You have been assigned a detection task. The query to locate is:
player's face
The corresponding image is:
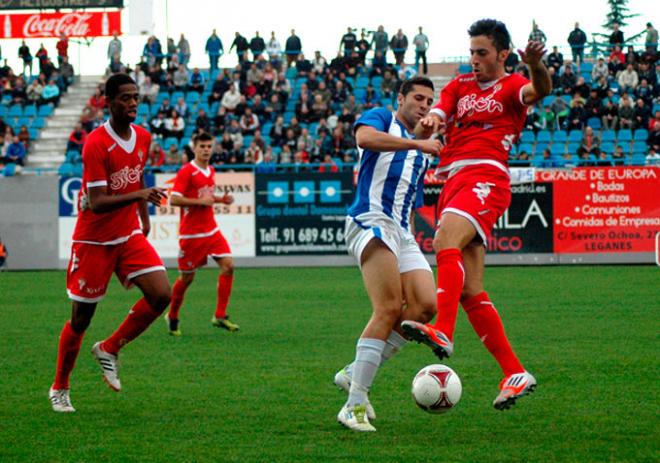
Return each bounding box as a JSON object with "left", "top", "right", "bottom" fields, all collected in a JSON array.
[
  {"left": 469, "top": 36, "right": 508, "bottom": 82},
  {"left": 109, "top": 84, "right": 139, "bottom": 123},
  {"left": 398, "top": 85, "right": 434, "bottom": 128},
  {"left": 194, "top": 140, "right": 213, "bottom": 163}
]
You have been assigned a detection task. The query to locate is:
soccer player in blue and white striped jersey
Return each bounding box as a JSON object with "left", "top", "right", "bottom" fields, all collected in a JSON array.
[{"left": 335, "top": 77, "right": 442, "bottom": 432}]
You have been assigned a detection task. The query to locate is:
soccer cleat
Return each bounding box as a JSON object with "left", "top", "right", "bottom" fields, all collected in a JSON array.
[
  {"left": 49, "top": 387, "right": 75, "bottom": 413},
  {"left": 91, "top": 342, "right": 121, "bottom": 392},
  {"left": 165, "top": 314, "right": 182, "bottom": 336},
  {"left": 493, "top": 371, "right": 537, "bottom": 410},
  {"left": 211, "top": 316, "right": 240, "bottom": 332},
  {"left": 337, "top": 403, "right": 376, "bottom": 432},
  {"left": 400, "top": 320, "right": 454, "bottom": 359},
  {"left": 333, "top": 368, "right": 377, "bottom": 421}
]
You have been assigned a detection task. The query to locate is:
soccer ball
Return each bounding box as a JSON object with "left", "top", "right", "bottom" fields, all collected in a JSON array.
[{"left": 411, "top": 364, "right": 462, "bottom": 413}]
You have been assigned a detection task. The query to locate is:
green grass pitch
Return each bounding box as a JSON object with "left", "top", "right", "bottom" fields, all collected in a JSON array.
[{"left": 1, "top": 266, "right": 658, "bottom": 462}]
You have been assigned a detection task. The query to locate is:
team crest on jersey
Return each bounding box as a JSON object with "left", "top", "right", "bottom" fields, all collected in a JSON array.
[
  {"left": 473, "top": 182, "right": 495, "bottom": 205},
  {"left": 110, "top": 165, "right": 143, "bottom": 190},
  {"left": 78, "top": 278, "right": 86, "bottom": 289},
  {"left": 137, "top": 150, "right": 144, "bottom": 162}
]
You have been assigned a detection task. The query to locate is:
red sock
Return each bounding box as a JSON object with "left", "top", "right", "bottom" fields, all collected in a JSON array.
[
  {"left": 168, "top": 279, "right": 188, "bottom": 321},
  {"left": 101, "top": 298, "right": 161, "bottom": 355},
  {"left": 462, "top": 292, "right": 524, "bottom": 376},
  {"left": 214, "top": 274, "right": 233, "bottom": 319},
  {"left": 53, "top": 321, "right": 84, "bottom": 390},
  {"left": 432, "top": 248, "right": 464, "bottom": 340}
]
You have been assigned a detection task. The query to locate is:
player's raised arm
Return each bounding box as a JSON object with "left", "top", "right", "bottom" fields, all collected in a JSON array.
[
  {"left": 519, "top": 40, "right": 552, "bottom": 105},
  {"left": 356, "top": 125, "right": 441, "bottom": 155}
]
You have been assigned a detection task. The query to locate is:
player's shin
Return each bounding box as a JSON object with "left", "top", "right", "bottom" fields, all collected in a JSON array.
[
  {"left": 462, "top": 292, "right": 524, "bottom": 376},
  {"left": 433, "top": 248, "right": 465, "bottom": 339},
  {"left": 53, "top": 321, "right": 85, "bottom": 389},
  {"left": 214, "top": 274, "right": 233, "bottom": 319},
  {"left": 101, "top": 298, "right": 161, "bottom": 354},
  {"left": 168, "top": 278, "right": 188, "bottom": 321},
  {"left": 347, "top": 338, "right": 386, "bottom": 406}
]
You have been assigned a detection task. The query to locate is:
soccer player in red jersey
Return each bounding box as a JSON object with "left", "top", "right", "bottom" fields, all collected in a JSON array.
[
  {"left": 165, "top": 131, "right": 239, "bottom": 335},
  {"left": 49, "top": 74, "right": 171, "bottom": 413},
  {"left": 401, "top": 19, "right": 552, "bottom": 410}
]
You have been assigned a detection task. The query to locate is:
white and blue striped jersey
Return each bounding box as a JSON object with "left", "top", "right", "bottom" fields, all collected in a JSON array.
[{"left": 348, "top": 108, "right": 430, "bottom": 232}]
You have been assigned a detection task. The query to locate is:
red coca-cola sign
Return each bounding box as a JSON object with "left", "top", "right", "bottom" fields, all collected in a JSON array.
[{"left": 0, "top": 11, "right": 121, "bottom": 39}]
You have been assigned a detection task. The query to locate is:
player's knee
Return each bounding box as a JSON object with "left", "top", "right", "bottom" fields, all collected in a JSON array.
[
  {"left": 460, "top": 285, "right": 483, "bottom": 305},
  {"left": 418, "top": 299, "right": 437, "bottom": 323},
  {"left": 377, "top": 300, "right": 403, "bottom": 324},
  {"left": 220, "top": 260, "right": 234, "bottom": 275},
  {"left": 147, "top": 290, "right": 171, "bottom": 313},
  {"left": 180, "top": 273, "right": 195, "bottom": 286},
  {"left": 70, "top": 316, "right": 91, "bottom": 333}
]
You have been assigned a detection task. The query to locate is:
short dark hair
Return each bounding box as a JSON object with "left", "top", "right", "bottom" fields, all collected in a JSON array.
[
  {"left": 468, "top": 19, "right": 511, "bottom": 52},
  {"left": 105, "top": 73, "right": 136, "bottom": 100},
  {"left": 192, "top": 131, "right": 214, "bottom": 145},
  {"left": 399, "top": 77, "right": 434, "bottom": 96}
]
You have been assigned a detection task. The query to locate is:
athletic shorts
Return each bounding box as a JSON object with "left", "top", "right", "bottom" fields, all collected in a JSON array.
[
  {"left": 178, "top": 231, "right": 231, "bottom": 273},
  {"left": 345, "top": 213, "right": 431, "bottom": 274},
  {"left": 66, "top": 233, "right": 165, "bottom": 303},
  {"left": 436, "top": 164, "right": 511, "bottom": 243}
]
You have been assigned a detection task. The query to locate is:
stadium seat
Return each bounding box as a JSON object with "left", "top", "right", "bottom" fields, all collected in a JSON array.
[
  {"left": 73, "top": 164, "right": 83, "bottom": 177},
  {"left": 185, "top": 92, "right": 200, "bottom": 104},
  {"left": 30, "top": 117, "right": 45, "bottom": 129},
  {"left": 633, "top": 129, "right": 648, "bottom": 141},
  {"left": 600, "top": 141, "right": 615, "bottom": 154},
  {"left": 631, "top": 153, "right": 646, "bottom": 165},
  {"left": 28, "top": 128, "right": 39, "bottom": 140},
  {"left": 285, "top": 67, "right": 297, "bottom": 79},
  {"left": 567, "top": 143, "right": 580, "bottom": 154},
  {"left": 580, "top": 62, "right": 593, "bottom": 73},
  {"left": 568, "top": 130, "right": 583, "bottom": 143},
  {"left": 518, "top": 142, "right": 534, "bottom": 155},
  {"left": 8, "top": 105, "right": 22, "bottom": 117},
  {"left": 0, "top": 106, "right": 6, "bottom": 118},
  {"left": 58, "top": 163, "right": 75, "bottom": 176},
  {"left": 550, "top": 144, "right": 566, "bottom": 156},
  {"left": 536, "top": 130, "right": 551, "bottom": 143},
  {"left": 552, "top": 130, "right": 567, "bottom": 143},
  {"left": 65, "top": 150, "right": 81, "bottom": 164},
  {"left": 601, "top": 130, "right": 616, "bottom": 143},
  {"left": 163, "top": 137, "right": 179, "bottom": 150},
  {"left": 458, "top": 64, "right": 471, "bottom": 74},
  {"left": 632, "top": 141, "right": 647, "bottom": 154},
  {"left": 617, "top": 129, "right": 632, "bottom": 142},
  {"left": 356, "top": 77, "right": 369, "bottom": 89},
  {"left": 17, "top": 117, "right": 31, "bottom": 128},
  {"left": 542, "top": 95, "right": 554, "bottom": 107},
  {"left": 587, "top": 117, "right": 601, "bottom": 129},
  {"left": 171, "top": 91, "right": 184, "bottom": 102},
  {"left": 23, "top": 105, "right": 37, "bottom": 117},
  {"left": 535, "top": 142, "right": 549, "bottom": 153},
  {"left": 520, "top": 131, "right": 535, "bottom": 143},
  {"left": 38, "top": 105, "right": 54, "bottom": 117},
  {"left": 370, "top": 76, "right": 383, "bottom": 87}
]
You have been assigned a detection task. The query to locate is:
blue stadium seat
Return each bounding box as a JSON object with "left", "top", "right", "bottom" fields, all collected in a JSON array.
[
  {"left": 171, "top": 91, "right": 184, "bottom": 102},
  {"left": 356, "top": 77, "right": 370, "bottom": 89},
  {"left": 550, "top": 144, "right": 566, "bottom": 156},
  {"left": 65, "top": 150, "right": 81, "bottom": 164},
  {"left": 23, "top": 105, "right": 37, "bottom": 117},
  {"left": 519, "top": 131, "right": 535, "bottom": 143},
  {"left": 0, "top": 106, "right": 6, "bottom": 118},
  {"left": 17, "top": 117, "right": 31, "bottom": 128},
  {"left": 535, "top": 142, "right": 549, "bottom": 154},
  {"left": 561, "top": 95, "right": 572, "bottom": 104},
  {"left": 185, "top": 92, "right": 200, "bottom": 104},
  {"left": 552, "top": 130, "right": 567, "bottom": 143},
  {"left": 633, "top": 129, "right": 648, "bottom": 141},
  {"left": 179, "top": 137, "right": 191, "bottom": 149},
  {"left": 580, "top": 62, "right": 593, "bottom": 72},
  {"left": 568, "top": 130, "right": 583, "bottom": 143},
  {"left": 30, "top": 117, "right": 45, "bottom": 129},
  {"left": 285, "top": 67, "right": 297, "bottom": 79},
  {"left": 8, "top": 105, "right": 22, "bottom": 117},
  {"left": 567, "top": 143, "right": 580, "bottom": 154},
  {"left": 58, "top": 163, "right": 75, "bottom": 176},
  {"left": 370, "top": 76, "right": 383, "bottom": 87},
  {"left": 38, "top": 105, "right": 54, "bottom": 117},
  {"left": 601, "top": 129, "right": 616, "bottom": 142},
  {"left": 73, "top": 164, "right": 83, "bottom": 177},
  {"left": 587, "top": 117, "right": 601, "bottom": 129},
  {"left": 28, "top": 128, "right": 39, "bottom": 140},
  {"left": 617, "top": 129, "right": 632, "bottom": 142},
  {"left": 536, "top": 130, "right": 551, "bottom": 143},
  {"left": 137, "top": 103, "right": 150, "bottom": 116},
  {"left": 163, "top": 137, "right": 179, "bottom": 150},
  {"left": 631, "top": 141, "right": 647, "bottom": 154},
  {"left": 631, "top": 153, "right": 646, "bottom": 165},
  {"left": 542, "top": 95, "right": 554, "bottom": 107},
  {"left": 600, "top": 141, "right": 615, "bottom": 154},
  {"left": 518, "top": 143, "right": 534, "bottom": 155},
  {"left": 458, "top": 64, "right": 471, "bottom": 74}
]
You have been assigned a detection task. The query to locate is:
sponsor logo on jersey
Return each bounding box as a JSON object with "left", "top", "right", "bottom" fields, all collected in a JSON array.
[
  {"left": 456, "top": 84, "right": 504, "bottom": 118},
  {"left": 109, "top": 165, "right": 143, "bottom": 190}
]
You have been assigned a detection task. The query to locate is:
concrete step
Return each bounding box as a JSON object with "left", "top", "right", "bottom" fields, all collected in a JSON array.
[
  {"left": 28, "top": 154, "right": 65, "bottom": 164},
  {"left": 53, "top": 107, "right": 84, "bottom": 117},
  {"left": 32, "top": 141, "right": 66, "bottom": 152},
  {"left": 46, "top": 119, "right": 80, "bottom": 129}
]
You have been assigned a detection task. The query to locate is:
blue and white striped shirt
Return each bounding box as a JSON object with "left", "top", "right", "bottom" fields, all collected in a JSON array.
[{"left": 348, "top": 108, "right": 430, "bottom": 231}]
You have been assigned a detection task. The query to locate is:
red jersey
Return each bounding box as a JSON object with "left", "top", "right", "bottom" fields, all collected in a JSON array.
[
  {"left": 72, "top": 122, "right": 151, "bottom": 245},
  {"left": 171, "top": 161, "right": 219, "bottom": 239},
  {"left": 432, "top": 73, "right": 529, "bottom": 175}
]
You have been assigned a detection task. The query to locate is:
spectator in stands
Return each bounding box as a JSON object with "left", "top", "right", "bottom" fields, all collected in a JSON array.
[
  {"left": 528, "top": 21, "right": 547, "bottom": 44},
  {"left": 229, "top": 31, "right": 249, "bottom": 64},
  {"left": 172, "top": 64, "right": 188, "bottom": 91},
  {"left": 592, "top": 57, "right": 608, "bottom": 82},
  {"left": 312, "top": 50, "right": 327, "bottom": 74},
  {"left": 609, "top": 45, "right": 625, "bottom": 66},
  {"left": 60, "top": 57, "right": 74, "bottom": 89},
  {"left": 89, "top": 109, "right": 105, "bottom": 132},
  {"left": 618, "top": 64, "right": 639, "bottom": 93},
  {"left": 17, "top": 125, "right": 30, "bottom": 150},
  {"left": 192, "top": 108, "right": 210, "bottom": 134},
  {"left": 2, "top": 136, "right": 25, "bottom": 166},
  {"left": 18, "top": 41, "right": 32, "bottom": 76},
  {"left": 66, "top": 123, "right": 87, "bottom": 153},
  {"left": 27, "top": 79, "right": 43, "bottom": 105},
  {"left": 612, "top": 145, "right": 626, "bottom": 164},
  {"left": 295, "top": 53, "right": 312, "bottom": 76},
  {"left": 165, "top": 143, "right": 181, "bottom": 165},
  {"left": 221, "top": 85, "right": 241, "bottom": 113},
  {"left": 188, "top": 67, "right": 205, "bottom": 93},
  {"left": 636, "top": 78, "right": 653, "bottom": 105},
  {"left": 645, "top": 23, "right": 658, "bottom": 54},
  {"left": 413, "top": 27, "right": 430, "bottom": 75},
  {"left": 538, "top": 105, "right": 556, "bottom": 131},
  {"left": 601, "top": 98, "right": 619, "bottom": 130},
  {"left": 239, "top": 107, "right": 260, "bottom": 135},
  {"left": 567, "top": 22, "right": 587, "bottom": 65},
  {"left": 390, "top": 29, "right": 408, "bottom": 65},
  {"left": 567, "top": 97, "right": 587, "bottom": 130},
  {"left": 285, "top": 29, "right": 302, "bottom": 67},
  {"left": 618, "top": 95, "right": 635, "bottom": 129},
  {"left": 547, "top": 46, "right": 563, "bottom": 71},
  {"left": 633, "top": 98, "right": 652, "bottom": 130},
  {"left": 36, "top": 44, "right": 48, "bottom": 73},
  {"left": 246, "top": 62, "right": 263, "bottom": 85},
  {"left": 255, "top": 148, "right": 277, "bottom": 172},
  {"left": 174, "top": 97, "right": 189, "bottom": 119},
  {"left": 245, "top": 140, "right": 263, "bottom": 164},
  {"left": 164, "top": 109, "right": 185, "bottom": 140},
  {"left": 249, "top": 32, "right": 266, "bottom": 61},
  {"left": 178, "top": 34, "right": 191, "bottom": 67},
  {"left": 578, "top": 126, "right": 601, "bottom": 156},
  {"left": 372, "top": 25, "right": 389, "bottom": 55},
  {"left": 42, "top": 79, "right": 60, "bottom": 106},
  {"left": 559, "top": 64, "right": 576, "bottom": 94},
  {"left": 147, "top": 141, "right": 165, "bottom": 170},
  {"left": 340, "top": 27, "right": 357, "bottom": 57},
  {"left": 204, "top": 30, "right": 224, "bottom": 70},
  {"left": 646, "top": 147, "right": 660, "bottom": 165},
  {"left": 609, "top": 23, "right": 624, "bottom": 49},
  {"left": 624, "top": 45, "right": 639, "bottom": 66},
  {"left": 273, "top": 72, "right": 291, "bottom": 103},
  {"left": 11, "top": 77, "right": 27, "bottom": 105},
  {"left": 56, "top": 33, "right": 68, "bottom": 67},
  {"left": 139, "top": 76, "right": 159, "bottom": 104},
  {"left": 573, "top": 76, "right": 590, "bottom": 99},
  {"left": 266, "top": 31, "right": 282, "bottom": 64},
  {"left": 107, "top": 32, "right": 122, "bottom": 66},
  {"left": 649, "top": 111, "right": 660, "bottom": 151},
  {"left": 87, "top": 87, "right": 106, "bottom": 111},
  {"left": 209, "top": 70, "right": 230, "bottom": 104},
  {"left": 381, "top": 69, "right": 398, "bottom": 99},
  {"left": 356, "top": 32, "right": 371, "bottom": 65}
]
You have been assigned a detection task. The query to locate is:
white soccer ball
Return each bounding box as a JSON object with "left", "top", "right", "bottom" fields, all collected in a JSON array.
[{"left": 411, "top": 364, "right": 462, "bottom": 413}]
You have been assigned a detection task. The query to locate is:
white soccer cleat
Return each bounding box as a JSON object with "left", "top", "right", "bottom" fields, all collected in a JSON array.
[
  {"left": 337, "top": 403, "right": 376, "bottom": 432},
  {"left": 493, "top": 371, "right": 537, "bottom": 410},
  {"left": 333, "top": 367, "right": 377, "bottom": 421},
  {"left": 91, "top": 342, "right": 121, "bottom": 392},
  {"left": 49, "top": 387, "right": 75, "bottom": 413}
]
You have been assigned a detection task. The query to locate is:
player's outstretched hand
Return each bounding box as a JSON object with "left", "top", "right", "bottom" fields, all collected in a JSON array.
[
  {"left": 414, "top": 115, "right": 445, "bottom": 139},
  {"left": 518, "top": 41, "right": 546, "bottom": 67},
  {"left": 141, "top": 187, "right": 168, "bottom": 206},
  {"left": 216, "top": 193, "right": 235, "bottom": 205},
  {"left": 198, "top": 194, "right": 215, "bottom": 207},
  {"left": 415, "top": 138, "right": 444, "bottom": 156}
]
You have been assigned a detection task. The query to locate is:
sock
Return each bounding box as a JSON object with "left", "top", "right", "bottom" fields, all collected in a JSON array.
[
  {"left": 347, "top": 338, "right": 386, "bottom": 405},
  {"left": 432, "top": 248, "right": 465, "bottom": 340},
  {"left": 462, "top": 291, "right": 524, "bottom": 376},
  {"left": 168, "top": 279, "right": 188, "bottom": 321},
  {"left": 343, "top": 330, "right": 408, "bottom": 375},
  {"left": 53, "top": 321, "right": 84, "bottom": 390},
  {"left": 214, "top": 274, "right": 233, "bottom": 319},
  {"left": 101, "top": 298, "right": 161, "bottom": 355}
]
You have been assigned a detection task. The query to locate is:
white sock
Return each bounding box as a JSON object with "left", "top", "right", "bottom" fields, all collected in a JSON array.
[
  {"left": 347, "top": 338, "right": 385, "bottom": 406},
  {"left": 342, "top": 330, "right": 407, "bottom": 376}
]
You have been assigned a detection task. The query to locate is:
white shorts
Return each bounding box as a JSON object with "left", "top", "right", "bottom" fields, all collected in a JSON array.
[{"left": 345, "top": 213, "right": 431, "bottom": 274}]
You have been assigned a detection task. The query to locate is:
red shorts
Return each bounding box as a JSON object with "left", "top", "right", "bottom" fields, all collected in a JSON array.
[
  {"left": 436, "top": 165, "right": 511, "bottom": 243},
  {"left": 178, "top": 231, "right": 231, "bottom": 272},
  {"left": 66, "top": 233, "right": 165, "bottom": 303}
]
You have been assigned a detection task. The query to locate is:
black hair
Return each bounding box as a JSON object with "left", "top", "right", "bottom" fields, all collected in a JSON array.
[
  {"left": 399, "top": 76, "right": 434, "bottom": 96},
  {"left": 105, "top": 73, "right": 136, "bottom": 100},
  {"left": 468, "top": 19, "right": 511, "bottom": 52},
  {"left": 192, "top": 131, "right": 214, "bottom": 145}
]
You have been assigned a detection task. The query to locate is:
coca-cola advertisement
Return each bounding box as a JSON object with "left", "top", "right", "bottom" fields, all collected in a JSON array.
[
  {"left": 0, "top": 11, "right": 121, "bottom": 38},
  {"left": 0, "top": 0, "right": 123, "bottom": 9}
]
